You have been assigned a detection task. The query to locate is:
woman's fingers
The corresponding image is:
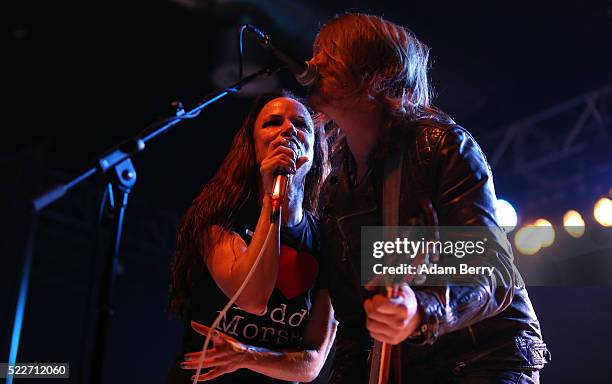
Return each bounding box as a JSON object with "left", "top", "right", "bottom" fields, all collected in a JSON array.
[
  {"left": 191, "top": 321, "right": 214, "bottom": 336},
  {"left": 269, "top": 136, "right": 298, "bottom": 153},
  {"left": 261, "top": 156, "right": 296, "bottom": 175},
  {"left": 192, "top": 367, "right": 226, "bottom": 382},
  {"left": 268, "top": 135, "right": 288, "bottom": 149},
  {"left": 260, "top": 136, "right": 303, "bottom": 196},
  {"left": 182, "top": 348, "right": 241, "bottom": 368},
  {"left": 181, "top": 359, "right": 212, "bottom": 370},
  {"left": 181, "top": 357, "right": 228, "bottom": 370},
  {"left": 189, "top": 322, "right": 242, "bottom": 348},
  {"left": 262, "top": 154, "right": 296, "bottom": 168},
  {"left": 193, "top": 365, "right": 239, "bottom": 382},
  {"left": 190, "top": 321, "right": 227, "bottom": 345},
  {"left": 184, "top": 344, "right": 238, "bottom": 360},
  {"left": 269, "top": 139, "right": 298, "bottom": 156},
  {"left": 266, "top": 146, "right": 298, "bottom": 167},
  {"left": 184, "top": 350, "right": 209, "bottom": 361},
  {"left": 185, "top": 349, "right": 231, "bottom": 362}
]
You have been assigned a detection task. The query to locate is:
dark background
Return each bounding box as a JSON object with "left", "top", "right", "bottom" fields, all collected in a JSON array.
[{"left": 1, "top": 0, "right": 611, "bottom": 383}]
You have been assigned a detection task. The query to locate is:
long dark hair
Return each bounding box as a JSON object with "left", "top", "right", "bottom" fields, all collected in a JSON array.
[{"left": 169, "top": 90, "right": 329, "bottom": 318}]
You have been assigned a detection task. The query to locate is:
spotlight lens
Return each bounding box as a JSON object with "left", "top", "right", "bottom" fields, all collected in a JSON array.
[
  {"left": 496, "top": 199, "right": 518, "bottom": 232},
  {"left": 563, "top": 210, "right": 585, "bottom": 238},
  {"left": 594, "top": 197, "right": 612, "bottom": 227},
  {"left": 514, "top": 225, "right": 542, "bottom": 255},
  {"left": 533, "top": 219, "right": 555, "bottom": 247}
]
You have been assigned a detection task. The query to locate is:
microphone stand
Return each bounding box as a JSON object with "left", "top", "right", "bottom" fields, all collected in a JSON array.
[{"left": 7, "top": 64, "right": 281, "bottom": 384}]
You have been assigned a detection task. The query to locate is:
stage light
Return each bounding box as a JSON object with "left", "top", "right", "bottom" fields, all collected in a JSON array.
[
  {"left": 533, "top": 218, "right": 555, "bottom": 247},
  {"left": 514, "top": 225, "right": 542, "bottom": 255},
  {"left": 496, "top": 199, "right": 518, "bottom": 232},
  {"left": 594, "top": 197, "right": 612, "bottom": 227},
  {"left": 563, "top": 210, "right": 586, "bottom": 238}
]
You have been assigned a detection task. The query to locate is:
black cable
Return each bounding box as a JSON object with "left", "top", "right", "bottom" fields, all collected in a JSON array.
[
  {"left": 238, "top": 25, "right": 248, "bottom": 81},
  {"left": 77, "top": 186, "right": 108, "bottom": 383}
]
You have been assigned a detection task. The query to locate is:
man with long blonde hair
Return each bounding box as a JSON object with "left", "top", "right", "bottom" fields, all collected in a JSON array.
[{"left": 310, "top": 13, "right": 550, "bottom": 383}]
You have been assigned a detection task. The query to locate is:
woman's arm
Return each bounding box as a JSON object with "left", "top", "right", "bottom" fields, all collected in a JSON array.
[
  {"left": 204, "top": 134, "right": 304, "bottom": 315},
  {"left": 205, "top": 195, "right": 280, "bottom": 315},
  {"left": 183, "top": 289, "right": 337, "bottom": 382},
  {"left": 242, "top": 289, "right": 336, "bottom": 382}
]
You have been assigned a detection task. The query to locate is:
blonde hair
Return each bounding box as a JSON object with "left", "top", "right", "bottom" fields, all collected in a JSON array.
[{"left": 314, "top": 13, "right": 451, "bottom": 127}]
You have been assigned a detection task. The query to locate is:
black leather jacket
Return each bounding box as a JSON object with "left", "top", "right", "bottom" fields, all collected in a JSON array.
[{"left": 318, "top": 121, "right": 550, "bottom": 383}]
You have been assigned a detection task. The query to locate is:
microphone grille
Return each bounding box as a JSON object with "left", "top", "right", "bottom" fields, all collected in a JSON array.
[
  {"left": 290, "top": 139, "right": 302, "bottom": 159},
  {"left": 296, "top": 61, "right": 319, "bottom": 87}
]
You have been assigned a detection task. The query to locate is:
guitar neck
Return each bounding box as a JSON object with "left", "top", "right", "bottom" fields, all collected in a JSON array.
[
  {"left": 368, "top": 285, "right": 398, "bottom": 384},
  {"left": 368, "top": 339, "right": 392, "bottom": 384}
]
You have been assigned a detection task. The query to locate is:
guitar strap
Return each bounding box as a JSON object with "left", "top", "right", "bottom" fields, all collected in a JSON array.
[
  {"left": 383, "top": 147, "right": 404, "bottom": 384},
  {"left": 383, "top": 150, "right": 402, "bottom": 226}
]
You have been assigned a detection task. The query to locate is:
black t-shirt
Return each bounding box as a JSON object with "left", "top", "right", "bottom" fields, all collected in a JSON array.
[{"left": 167, "top": 210, "right": 324, "bottom": 384}]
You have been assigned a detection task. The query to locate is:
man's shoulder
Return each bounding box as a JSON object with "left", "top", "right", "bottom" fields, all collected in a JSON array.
[
  {"left": 400, "top": 118, "right": 480, "bottom": 162},
  {"left": 404, "top": 118, "right": 461, "bottom": 148}
]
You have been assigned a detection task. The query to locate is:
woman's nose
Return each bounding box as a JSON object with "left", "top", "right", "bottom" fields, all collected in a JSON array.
[{"left": 280, "top": 122, "right": 297, "bottom": 138}]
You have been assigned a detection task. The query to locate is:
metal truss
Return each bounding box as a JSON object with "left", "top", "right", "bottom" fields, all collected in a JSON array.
[{"left": 480, "top": 84, "right": 612, "bottom": 180}]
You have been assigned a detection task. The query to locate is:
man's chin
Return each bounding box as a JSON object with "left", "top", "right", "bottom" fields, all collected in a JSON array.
[
  {"left": 307, "top": 88, "right": 356, "bottom": 118},
  {"left": 307, "top": 93, "right": 338, "bottom": 121}
]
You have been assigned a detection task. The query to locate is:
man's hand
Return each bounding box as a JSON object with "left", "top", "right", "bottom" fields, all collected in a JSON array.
[{"left": 363, "top": 284, "right": 421, "bottom": 345}]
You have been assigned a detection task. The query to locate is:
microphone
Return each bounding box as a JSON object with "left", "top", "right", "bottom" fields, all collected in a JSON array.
[
  {"left": 270, "top": 175, "right": 290, "bottom": 223},
  {"left": 245, "top": 24, "right": 318, "bottom": 87},
  {"left": 270, "top": 137, "right": 300, "bottom": 223}
]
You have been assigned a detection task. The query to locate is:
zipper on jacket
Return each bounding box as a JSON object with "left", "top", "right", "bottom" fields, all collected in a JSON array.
[{"left": 336, "top": 205, "right": 378, "bottom": 262}]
